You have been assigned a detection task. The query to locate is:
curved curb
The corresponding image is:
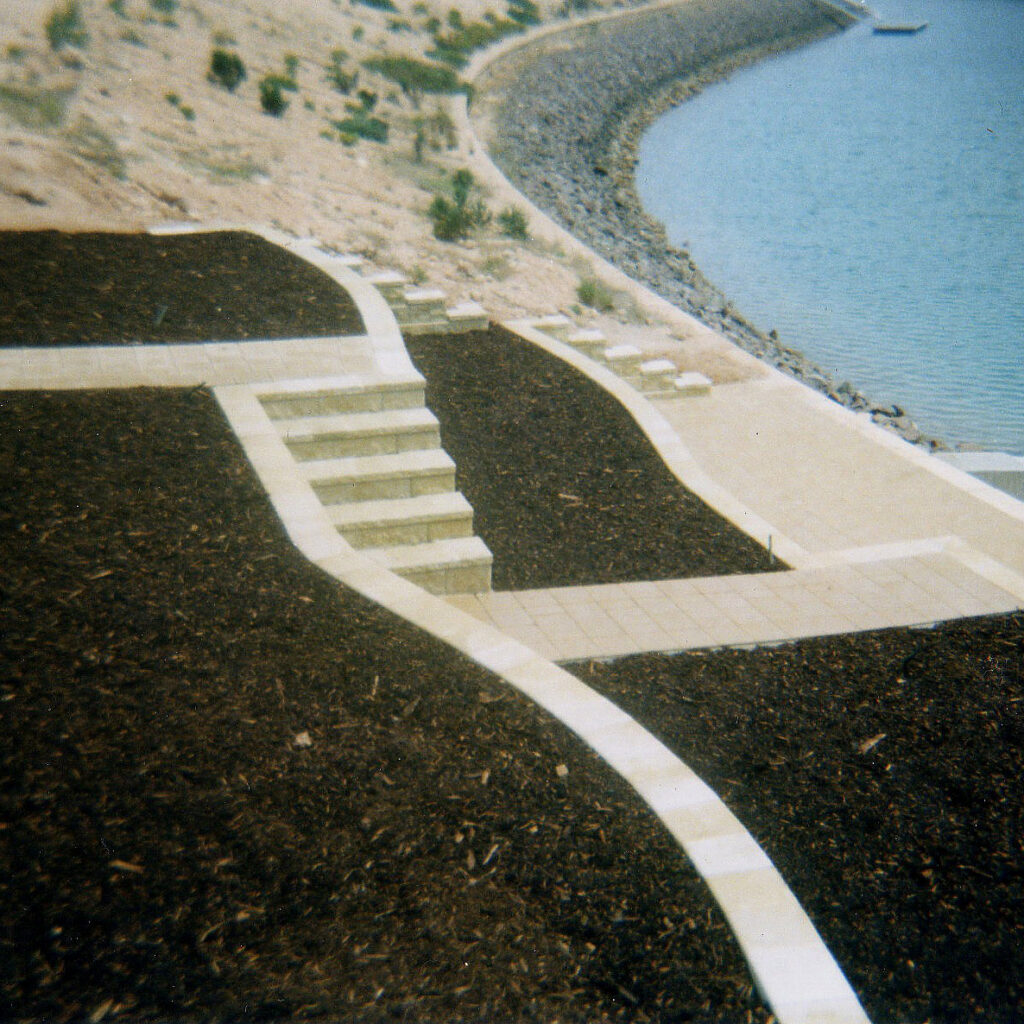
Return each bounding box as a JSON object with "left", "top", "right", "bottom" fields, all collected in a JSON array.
[
  {"left": 215, "top": 377, "right": 871, "bottom": 1024},
  {"left": 207, "top": 223, "right": 873, "bottom": 1023},
  {"left": 503, "top": 317, "right": 811, "bottom": 568}
]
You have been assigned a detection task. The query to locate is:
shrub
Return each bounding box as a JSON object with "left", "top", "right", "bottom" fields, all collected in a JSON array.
[
  {"left": 150, "top": 0, "right": 179, "bottom": 13},
  {"left": 353, "top": 0, "right": 397, "bottom": 10},
  {"left": 577, "top": 276, "right": 615, "bottom": 312},
  {"left": 507, "top": 0, "right": 540, "bottom": 24},
  {"left": 330, "top": 112, "right": 388, "bottom": 142},
  {"left": 429, "top": 168, "right": 490, "bottom": 241},
  {"left": 108, "top": 0, "right": 127, "bottom": 18},
  {"left": 362, "top": 54, "right": 466, "bottom": 99},
  {"left": 326, "top": 49, "right": 357, "bottom": 93},
  {"left": 45, "top": 1, "right": 88, "bottom": 50},
  {"left": 498, "top": 206, "right": 529, "bottom": 239},
  {"left": 208, "top": 48, "right": 246, "bottom": 91},
  {"left": 259, "top": 75, "right": 289, "bottom": 116}
]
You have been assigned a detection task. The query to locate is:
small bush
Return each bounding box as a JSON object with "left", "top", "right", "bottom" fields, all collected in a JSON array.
[
  {"left": 284, "top": 53, "right": 299, "bottom": 79},
  {"left": 180, "top": 104, "right": 195, "bottom": 120},
  {"left": 498, "top": 206, "right": 529, "bottom": 239},
  {"left": 45, "top": 1, "right": 88, "bottom": 50},
  {"left": 353, "top": 0, "right": 397, "bottom": 10},
  {"left": 330, "top": 113, "right": 388, "bottom": 143},
  {"left": 208, "top": 48, "right": 246, "bottom": 91},
  {"left": 352, "top": 25, "right": 365, "bottom": 40},
  {"left": 429, "top": 169, "right": 490, "bottom": 241},
  {"left": 259, "top": 75, "right": 289, "bottom": 116},
  {"left": 577, "top": 277, "right": 615, "bottom": 312},
  {"left": 507, "top": 0, "right": 540, "bottom": 24},
  {"left": 326, "top": 49, "right": 357, "bottom": 93},
  {"left": 150, "top": 0, "right": 178, "bottom": 13},
  {"left": 108, "top": 0, "right": 127, "bottom": 18},
  {"left": 362, "top": 54, "right": 466, "bottom": 99}
]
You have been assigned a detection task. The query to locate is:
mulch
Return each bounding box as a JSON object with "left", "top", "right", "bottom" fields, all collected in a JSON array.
[
  {"left": 0, "top": 386, "right": 770, "bottom": 1024},
  {"left": 0, "top": 231, "right": 364, "bottom": 345},
  {"left": 0, "top": 230, "right": 772, "bottom": 1022},
  {"left": 405, "top": 328, "right": 780, "bottom": 590},
  {"left": 3, "top": 229, "right": 1021, "bottom": 1024},
  {"left": 571, "top": 620, "right": 1024, "bottom": 1023}
]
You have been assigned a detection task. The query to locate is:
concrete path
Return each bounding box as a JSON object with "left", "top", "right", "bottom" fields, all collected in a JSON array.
[
  {"left": 653, "top": 371, "right": 1024, "bottom": 578},
  {"left": 449, "top": 549, "right": 1022, "bottom": 662}
]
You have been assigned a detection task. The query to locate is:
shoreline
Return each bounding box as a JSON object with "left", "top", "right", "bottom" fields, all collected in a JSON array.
[{"left": 477, "top": 0, "right": 946, "bottom": 449}]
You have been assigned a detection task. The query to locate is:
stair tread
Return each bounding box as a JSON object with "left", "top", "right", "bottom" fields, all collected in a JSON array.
[
  {"left": 299, "top": 448, "right": 455, "bottom": 482},
  {"left": 364, "top": 535, "right": 492, "bottom": 571},
  {"left": 327, "top": 491, "right": 473, "bottom": 526},
  {"left": 256, "top": 372, "right": 423, "bottom": 402},
  {"left": 276, "top": 406, "right": 438, "bottom": 441}
]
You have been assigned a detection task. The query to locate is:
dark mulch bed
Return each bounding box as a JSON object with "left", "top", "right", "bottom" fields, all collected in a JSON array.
[
  {"left": 405, "top": 328, "right": 780, "bottom": 590},
  {"left": 0, "top": 388, "right": 771, "bottom": 1023},
  {"left": 0, "top": 231, "right": 363, "bottom": 345},
  {"left": 571, "top": 620, "right": 1024, "bottom": 1023}
]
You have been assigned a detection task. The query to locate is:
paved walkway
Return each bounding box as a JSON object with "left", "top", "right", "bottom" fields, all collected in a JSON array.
[{"left": 449, "top": 549, "right": 1022, "bottom": 662}]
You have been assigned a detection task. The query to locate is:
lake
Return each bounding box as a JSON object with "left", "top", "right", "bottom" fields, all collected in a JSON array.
[{"left": 636, "top": 0, "right": 1024, "bottom": 453}]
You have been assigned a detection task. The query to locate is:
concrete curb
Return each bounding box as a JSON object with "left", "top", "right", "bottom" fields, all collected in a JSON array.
[
  {"left": 215, "top": 378, "right": 871, "bottom": 1024},
  {"left": 504, "top": 317, "right": 810, "bottom": 567}
]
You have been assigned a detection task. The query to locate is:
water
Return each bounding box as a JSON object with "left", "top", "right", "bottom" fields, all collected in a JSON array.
[{"left": 636, "top": 0, "right": 1024, "bottom": 453}]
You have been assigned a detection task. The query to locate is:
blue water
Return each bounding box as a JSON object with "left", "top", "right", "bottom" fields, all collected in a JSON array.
[{"left": 636, "top": 0, "right": 1024, "bottom": 453}]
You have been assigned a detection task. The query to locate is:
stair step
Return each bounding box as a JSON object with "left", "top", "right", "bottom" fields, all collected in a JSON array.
[
  {"left": 276, "top": 407, "right": 441, "bottom": 460},
  {"left": 300, "top": 448, "right": 456, "bottom": 503},
  {"left": 363, "top": 269, "right": 408, "bottom": 304},
  {"left": 531, "top": 313, "right": 574, "bottom": 339},
  {"left": 363, "top": 536, "right": 493, "bottom": 594},
  {"left": 566, "top": 328, "right": 606, "bottom": 359},
  {"left": 329, "top": 491, "right": 475, "bottom": 547},
  {"left": 446, "top": 301, "right": 489, "bottom": 332},
  {"left": 639, "top": 358, "right": 679, "bottom": 392},
  {"left": 672, "top": 372, "right": 713, "bottom": 397},
  {"left": 603, "top": 344, "right": 644, "bottom": 374},
  {"left": 259, "top": 377, "right": 425, "bottom": 418}
]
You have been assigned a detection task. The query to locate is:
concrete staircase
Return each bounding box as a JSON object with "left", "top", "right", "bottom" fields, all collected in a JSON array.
[
  {"left": 530, "top": 316, "right": 712, "bottom": 398},
  {"left": 258, "top": 373, "right": 492, "bottom": 595},
  {"left": 364, "top": 270, "right": 489, "bottom": 335}
]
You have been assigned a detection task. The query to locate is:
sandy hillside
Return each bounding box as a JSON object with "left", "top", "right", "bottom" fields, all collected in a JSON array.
[{"left": 0, "top": 0, "right": 610, "bottom": 319}]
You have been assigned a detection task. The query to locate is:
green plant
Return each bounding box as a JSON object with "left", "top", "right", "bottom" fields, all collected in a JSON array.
[
  {"left": 507, "top": 0, "right": 540, "bottom": 24},
  {"left": 429, "top": 168, "right": 490, "bottom": 241},
  {"left": 212, "top": 29, "right": 236, "bottom": 45},
  {"left": 180, "top": 104, "right": 195, "bottom": 120},
  {"left": 361, "top": 54, "right": 466, "bottom": 102},
  {"left": 45, "top": 1, "right": 88, "bottom": 50},
  {"left": 576, "top": 276, "right": 615, "bottom": 312},
  {"left": 352, "top": 25, "right": 364, "bottom": 40},
  {"left": 165, "top": 90, "right": 180, "bottom": 105},
  {"left": 0, "top": 83, "right": 74, "bottom": 128},
  {"left": 259, "top": 75, "right": 289, "bottom": 116},
  {"left": 353, "top": 0, "right": 397, "bottom": 9},
  {"left": 498, "top": 206, "right": 529, "bottom": 239},
  {"left": 326, "top": 49, "right": 357, "bottom": 93},
  {"left": 208, "top": 48, "right": 246, "bottom": 91},
  {"left": 120, "top": 27, "right": 146, "bottom": 45},
  {"left": 108, "top": 0, "right": 127, "bottom": 18},
  {"left": 284, "top": 53, "right": 299, "bottom": 78},
  {"left": 150, "top": 0, "right": 178, "bottom": 12}
]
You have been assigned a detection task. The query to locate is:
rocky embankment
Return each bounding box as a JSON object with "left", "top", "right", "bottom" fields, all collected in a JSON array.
[{"left": 480, "top": 0, "right": 943, "bottom": 447}]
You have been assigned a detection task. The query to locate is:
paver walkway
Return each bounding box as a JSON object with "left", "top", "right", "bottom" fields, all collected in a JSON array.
[{"left": 449, "top": 550, "right": 1022, "bottom": 662}]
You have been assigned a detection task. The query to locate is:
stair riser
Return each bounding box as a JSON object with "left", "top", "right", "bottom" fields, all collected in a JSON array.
[
  {"left": 313, "top": 469, "right": 455, "bottom": 504},
  {"left": 261, "top": 385, "right": 425, "bottom": 419},
  {"left": 396, "top": 302, "right": 447, "bottom": 323},
  {"left": 571, "top": 341, "right": 606, "bottom": 360},
  {"left": 285, "top": 426, "right": 440, "bottom": 461},
  {"left": 340, "top": 513, "right": 474, "bottom": 549},
  {"left": 397, "top": 560, "right": 492, "bottom": 596}
]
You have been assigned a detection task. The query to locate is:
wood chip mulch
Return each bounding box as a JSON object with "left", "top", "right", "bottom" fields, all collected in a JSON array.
[
  {"left": 571, "top": 619, "right": 1024, "bottom": 1023},
  {"left": 0, "top": 231, "right": 364, "bottom": 346},
  {"left": 405, "top": 327, "right": 781, "bottom": 590},
  {"left": 0, "top": 383, "right": 772, "bottom": 1024}
]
